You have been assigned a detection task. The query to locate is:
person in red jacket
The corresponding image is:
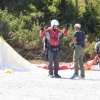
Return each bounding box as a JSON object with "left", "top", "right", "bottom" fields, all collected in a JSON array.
[{"left": 40, "top": 19, "right": 69, "bottom": 78}]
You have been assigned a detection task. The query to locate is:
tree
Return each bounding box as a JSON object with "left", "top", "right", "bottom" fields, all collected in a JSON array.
[
  {"left": 83, "top": 0, "right": 88, "bottom": 5},
  {"left": 0, "top": 0, "right": 36, "bottom": 16},
  {"left": 53, "top": 0, "right": 77, "bottom": 24},
  {"left": 30, "top": 0, "right": 53, "bottom": 23},
  {"left": 75, "top": 0, "right": 78, "bottom": 8},
  {"left": 79, "top": 2, "right": 100, "bottom": 34}
]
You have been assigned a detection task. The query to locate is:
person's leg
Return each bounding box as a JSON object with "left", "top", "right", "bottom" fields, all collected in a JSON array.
[
  {"left": 54, "top": 51, "right": 60, "bottom": 76},
  {"left": 73, "top": 47, "right": 80, "bottom": 75},
  {"left": 79, "top": 48, "right": 85, "bottom": 78},
  {"left": 48, "top": 50, "right": 54, "bottom": 76},
  {"left": 70, "top": 47, "right": 81, "bottom": 79}
]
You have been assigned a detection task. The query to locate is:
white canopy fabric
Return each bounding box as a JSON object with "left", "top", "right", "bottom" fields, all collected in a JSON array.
[
  {"left": 90, "top": 64, "right": 100, "bottom": 71},
  {"left": 1, "top": 37, "right": 99, "bottom": 72},
  {"left": 0, "top": 37, "right": 37, "bottom": 72}
]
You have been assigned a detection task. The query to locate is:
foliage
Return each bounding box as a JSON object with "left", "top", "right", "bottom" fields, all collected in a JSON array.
[
  {"left": 0, "top": 9, "right": 10, "bottom": 39},
  {"left": 52, "top": 0, "right": 78, "bottom": 24},
  {"left": 85, "top": 41, "right": 96, "bottom": 60},
  {"left": 79, "top": 2, "right": 100, "bottom": 34},
  {"left": 0, "top": 0, "right": 36, "bottom": 16},
  {"left": 60, "top": 25, "right": 74, "bottom": 61},
  {"left": 0, "top": 0, "right": 100, "bottom": 61}
]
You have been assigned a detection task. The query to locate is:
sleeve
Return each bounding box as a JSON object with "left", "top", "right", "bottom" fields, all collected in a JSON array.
[
  {"left": 63, "top": 29, "right": 68, "bottom": 37},
  {"left": 74, "top": 32, "right": 78, "bottom": 37},
  {"left": 95, "top": 43, "right": 98, "bottom": 50},
  {"left": 40, "top": 30, "right": 45, "bottom": 38}
]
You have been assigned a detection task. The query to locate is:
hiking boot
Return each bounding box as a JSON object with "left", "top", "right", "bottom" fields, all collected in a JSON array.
[
  {"left": 70, "top": 74, "right": 79, "bottom": 79},
  {"left": 48, "top": 75, "right": 54, "bottom": 78},
  {"left": 54, "top": 74, "right": 61, "bottom": 78}
]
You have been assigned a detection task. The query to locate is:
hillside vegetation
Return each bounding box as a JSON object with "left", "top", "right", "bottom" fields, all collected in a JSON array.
[{"left": 0, "top": 0, "right": 100, "bottom": 62}]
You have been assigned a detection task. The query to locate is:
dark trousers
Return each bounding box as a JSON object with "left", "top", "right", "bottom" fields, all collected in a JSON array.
[{"left": 48, "top": 50, "right": 60, "bottom": 75}]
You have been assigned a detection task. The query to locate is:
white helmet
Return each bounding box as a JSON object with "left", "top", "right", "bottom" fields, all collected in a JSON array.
[
  {"left": 51, "top": 19, "right": 59, "bottom": 27},
  {"left": 74, "top": 23, "right": 81, "bottom": 28}
]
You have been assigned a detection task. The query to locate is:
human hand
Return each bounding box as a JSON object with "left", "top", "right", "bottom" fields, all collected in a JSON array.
[
  {"left": 40, "top": 23, "right": 44, "bottom": 30},
  {"left": 66, "top": 23, "right": 70, "bottom": 29},
  {"left": 69, "top": 42, "right": 72, "bottom": 47}
]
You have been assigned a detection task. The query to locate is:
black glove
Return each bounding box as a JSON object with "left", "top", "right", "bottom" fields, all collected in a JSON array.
[
  {"left": 66, "top": 23, "right": 70, "bottom": 29},
  {"left": 40, "top": 23, "right": 44, "bottom": 30}
]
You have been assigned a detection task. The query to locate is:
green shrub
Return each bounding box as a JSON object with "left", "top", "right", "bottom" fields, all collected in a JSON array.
[
  {"left": 0, "top": 9, "right": 10, "bottom": 39},
  {"left": 85, "top": 41, "right": 96, "bottom": 60}
]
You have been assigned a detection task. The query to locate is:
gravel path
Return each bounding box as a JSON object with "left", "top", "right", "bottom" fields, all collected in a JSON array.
[{"left": 0, "top": 68, "right": 100, "bottom": 100}]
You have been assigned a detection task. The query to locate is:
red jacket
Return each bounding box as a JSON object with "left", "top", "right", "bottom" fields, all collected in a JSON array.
[{"left": 40, "top": 27, "right": 68, "bottom": 46}]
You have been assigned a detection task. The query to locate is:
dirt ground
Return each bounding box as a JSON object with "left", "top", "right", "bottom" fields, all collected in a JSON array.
[
  {"left": 28, "top": 59, "right": 64, "bottom": 65},
  {"left": 0, "top": 69, "right": 100, "bottom": 100},
  {"left": 28, "top": 59, "right": 48, "bottom": 64}
]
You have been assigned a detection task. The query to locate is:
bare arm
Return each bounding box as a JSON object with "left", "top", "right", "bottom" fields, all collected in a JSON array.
[{"left": 69, "top": 37, "right": 77, "bottom": 47}]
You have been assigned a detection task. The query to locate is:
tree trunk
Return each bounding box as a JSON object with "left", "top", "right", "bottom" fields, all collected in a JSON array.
[
  {"left": 75, "top": 0, "right": 78, "bottom": 8},
  {"left": 83, "top": 0, "right": 88, "bottom": 5}
]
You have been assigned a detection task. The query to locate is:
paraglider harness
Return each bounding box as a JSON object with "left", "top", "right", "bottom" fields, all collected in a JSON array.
[
  {"left": 46, "top": 38, "right": 60, "bottom": 52},
  {"left": 41, "top": 30, "right": 61, "bottom": 61},
  {"left": 41, "top": 39, "right": 48, "bottom": 61}
]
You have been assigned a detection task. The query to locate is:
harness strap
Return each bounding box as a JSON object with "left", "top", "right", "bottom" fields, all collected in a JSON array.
[{"left": 49, "top": 29, "right": 58, "bottom": 41}]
